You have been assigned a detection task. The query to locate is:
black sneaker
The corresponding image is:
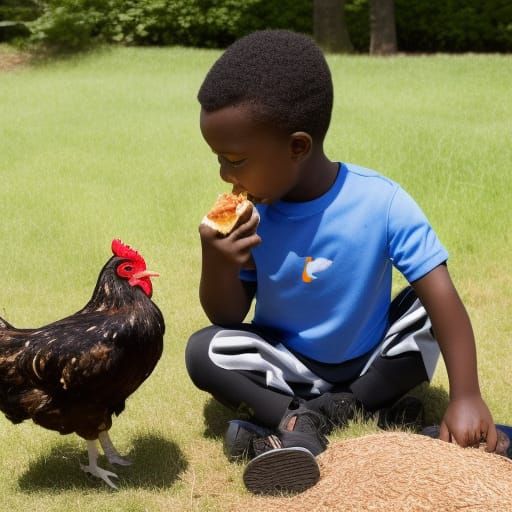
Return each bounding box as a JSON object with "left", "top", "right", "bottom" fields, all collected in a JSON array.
[
  {"left": 224, "top": 419, "right": 272, "bottom": 461},
  {"left": 243, "top": 446, "right": 320, "bottom": 495},
  {"left": 377, "top": 396, "right": 424, "bottom": 431},
  {"left": 316, "top": 392, "right": 362, "bottom": 433},
  {"left": 278, "top": 402, "right": 329, "bottom": 455},
  {"left": 240, "top": 405, "right": 328, "bottom": 495},
  {"left": 224, "top": 404, "right": 328, "bottom": 462}
]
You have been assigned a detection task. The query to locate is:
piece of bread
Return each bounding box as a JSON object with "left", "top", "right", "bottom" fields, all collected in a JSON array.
[{"left": 201, "top": 192, "right": 253, "bottom": 235}]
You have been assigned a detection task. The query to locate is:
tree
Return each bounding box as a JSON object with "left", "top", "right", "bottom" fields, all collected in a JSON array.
[
  {"left": 369, "top": 0, "right": 397, "bottom": 55},
  {"left": 314, "top": 0, "right": 353, "bottom": 53}
]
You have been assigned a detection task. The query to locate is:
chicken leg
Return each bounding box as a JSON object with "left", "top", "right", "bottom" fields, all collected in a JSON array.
[
  {"left": 98, "top": 430, "right": 132, "bottom": 466},
  {"left": 80, "top": 439, "right": 119, "bottom": 489}
]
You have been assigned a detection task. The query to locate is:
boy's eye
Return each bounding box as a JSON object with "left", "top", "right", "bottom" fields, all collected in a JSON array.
[{"left": 217, "top": 155, "right": 247, "bottom": 168}]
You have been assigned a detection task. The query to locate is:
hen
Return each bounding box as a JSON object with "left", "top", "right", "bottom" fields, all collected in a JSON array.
[{"left": 0, "top": 239, "right": 165, "bottom": 488}]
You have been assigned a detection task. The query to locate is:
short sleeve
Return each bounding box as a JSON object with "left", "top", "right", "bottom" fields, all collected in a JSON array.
[{"left": 387, "top": 186, "right": 449, "bottom": 282}]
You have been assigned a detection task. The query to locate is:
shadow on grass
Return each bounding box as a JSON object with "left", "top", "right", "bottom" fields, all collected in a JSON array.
[
  {"left": 200, "top": 384, "right": 450, "bottom": 440},
  {"left": 412, "top": 382, "right": 450, "bottom": 426},
  {"left": 202, "top": 398, "right": 239, "bottom": 439},
  {"left": 18, "top": 432, "right": 187, "bottom": 492}
]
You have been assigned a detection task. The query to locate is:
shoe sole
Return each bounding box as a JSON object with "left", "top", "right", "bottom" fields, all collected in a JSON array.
[{"left": 243, "top": 447, "right": 320, "bottom": 495}]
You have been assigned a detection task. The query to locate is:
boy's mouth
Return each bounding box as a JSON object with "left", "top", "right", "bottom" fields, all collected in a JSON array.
[{"left": 231, "top": 187, "right": 267, "bottom": 204}]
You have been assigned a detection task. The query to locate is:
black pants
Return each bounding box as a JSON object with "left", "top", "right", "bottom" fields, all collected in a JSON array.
[{"left": 186, "top": 288, "right": 431, "bottom": 428}]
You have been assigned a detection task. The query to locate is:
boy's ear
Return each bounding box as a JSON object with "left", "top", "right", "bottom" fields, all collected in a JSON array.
[{"left": 289, "top": 132, "right": 312, "bottom": 161}]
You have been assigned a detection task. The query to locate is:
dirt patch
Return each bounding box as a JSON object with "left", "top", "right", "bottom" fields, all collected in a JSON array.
[
  {"left": 241, "top": 432, "right": 512, "bottom": 511},
  {"left": 0, "top": 48, "right": 31, "bottom": 71}
]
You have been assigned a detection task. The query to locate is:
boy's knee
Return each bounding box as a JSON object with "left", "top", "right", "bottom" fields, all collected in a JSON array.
[{"left": 185, "top": 326, "right": 220, "bottom": 387}]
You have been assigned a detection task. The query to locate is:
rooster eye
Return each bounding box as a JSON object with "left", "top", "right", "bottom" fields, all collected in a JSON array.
[{"left": 124, "top": 265, "right": 133, "bottom": 272}]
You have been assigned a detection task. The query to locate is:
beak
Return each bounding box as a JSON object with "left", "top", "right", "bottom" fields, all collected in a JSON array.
[{"left": 133, "top": 270, "right": 160, "bottom": 279}]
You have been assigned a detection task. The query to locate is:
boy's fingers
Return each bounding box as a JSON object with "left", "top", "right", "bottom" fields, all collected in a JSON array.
[
  {"left": 235, "top": 234, "right": 261, "bottom": 252},
  {"left": 484, "top": 424, "right": 498, "bottom": 452},
  {"left": 237, "top": 203, "right": 254, "bottom": 224},
  {"left": 439, "top": 421, "right": 451, "bottom": 443},
  {"left": 229, "top": 203, "right": 254, "bottom": 234},
  {"left": 198, "top": 222, "right": 219, "bottom": 239},
  {"left": 231, "top": 209, "right": 260, "bottom": 240}
]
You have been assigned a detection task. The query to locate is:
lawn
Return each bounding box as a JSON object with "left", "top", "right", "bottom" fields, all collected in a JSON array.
[{"left": 0, "top": 46, "right": 511, "bottom": 511}]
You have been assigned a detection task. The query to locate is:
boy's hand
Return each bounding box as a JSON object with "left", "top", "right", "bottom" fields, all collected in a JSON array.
[
  {"left": 440, "top": 395, "right": 498, "bottom": 452},
  {"left": 199, "top": 203, "right": 261, "bottom": 269}
]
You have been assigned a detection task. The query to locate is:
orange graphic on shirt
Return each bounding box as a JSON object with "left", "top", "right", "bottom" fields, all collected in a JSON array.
[
  {"left": 302, "top": 257, "right": 314, "bottom": 283},
  {"left": 302, "top": 256, "right": 333, "bottom": 283}
]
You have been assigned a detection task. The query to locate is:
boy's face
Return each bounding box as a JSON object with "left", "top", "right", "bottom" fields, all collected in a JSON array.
[{"left": 200, "top": 104, "right": 305, "bottom": 203}]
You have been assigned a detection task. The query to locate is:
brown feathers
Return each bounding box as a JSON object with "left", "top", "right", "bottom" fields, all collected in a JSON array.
[{"left": 0, "top": 251, "right": 165, "bottom": 440}]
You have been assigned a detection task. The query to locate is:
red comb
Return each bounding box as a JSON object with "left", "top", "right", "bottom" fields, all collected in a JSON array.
[{"left": 111, "top": 239, "right": 145, "bottom": 264}]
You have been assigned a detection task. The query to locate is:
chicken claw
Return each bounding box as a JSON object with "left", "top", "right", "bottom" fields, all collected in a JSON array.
[
  {"left": 81, "top": 440, "right": 119, "bottom": 489},
  {"left": 81, "top": 463, "right": 119, "bottom": 489},
  {"left": 98, "top": 430, "right": 133, "bottom": 466}
]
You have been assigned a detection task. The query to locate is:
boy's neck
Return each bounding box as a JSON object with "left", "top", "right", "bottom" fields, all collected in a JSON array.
[{"left": 284, "top": 150, "right": 338, "bottom": 203}]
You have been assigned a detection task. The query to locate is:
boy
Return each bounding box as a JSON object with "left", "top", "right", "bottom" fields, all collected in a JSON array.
[{"left": 186, "top": 30, "right": 497, "bottom": 494}]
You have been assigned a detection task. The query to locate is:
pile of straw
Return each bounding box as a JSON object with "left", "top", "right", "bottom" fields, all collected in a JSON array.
[{"left": 244, "top": 432, "right": 512, "bottom": 511}]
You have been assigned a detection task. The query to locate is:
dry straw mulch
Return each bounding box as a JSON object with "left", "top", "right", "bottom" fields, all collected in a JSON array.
[
  {"left": 241, "top": 432, "right": 512, "bottom": 512},
  {"left": 0, "top": 49, "right": 31, "bottom": 71}
]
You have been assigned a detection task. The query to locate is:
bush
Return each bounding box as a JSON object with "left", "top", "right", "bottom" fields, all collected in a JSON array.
[
  {"left": 28, "top": 0, "right": 105, "bottom": 52},
  {"left": 26, "top": 0, "right": 312, "bottom": 51},
  {"left": 0, "top": 0, "right": 40, "bottom": 43},
  {"left": 10, "top": 0, "right": 512, "bottom": 53}
]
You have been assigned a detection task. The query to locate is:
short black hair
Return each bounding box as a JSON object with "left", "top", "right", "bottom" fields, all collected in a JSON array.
[{"left": 198, "top": 30, "right": 333, "bottom": 142}]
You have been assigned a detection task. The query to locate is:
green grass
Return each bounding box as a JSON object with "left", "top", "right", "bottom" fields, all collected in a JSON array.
[{"left": 0, "top": 46, "right": 511, "bottom": 511}]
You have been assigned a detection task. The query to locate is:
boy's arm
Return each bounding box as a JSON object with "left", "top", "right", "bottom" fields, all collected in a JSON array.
[
  {"left": 199, "top": 206, "right": 260, "bottom": 325},
  {"left": 411, "top": 264, "right": 498, "bottom": 451}
]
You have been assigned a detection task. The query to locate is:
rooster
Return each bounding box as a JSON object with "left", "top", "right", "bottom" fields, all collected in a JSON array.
[{"left": 0, "top": 239, "right": 165, "bottom": 488}]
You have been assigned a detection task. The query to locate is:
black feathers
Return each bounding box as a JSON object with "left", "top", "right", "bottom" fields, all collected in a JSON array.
[{"left": 0, "top": 253, "right": 165, "bottom": 440}]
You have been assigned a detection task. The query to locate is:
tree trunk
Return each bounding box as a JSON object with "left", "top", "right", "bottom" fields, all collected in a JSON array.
[
  {"left": 369, "top": 0, "right": 397, "bottom": 55},
  {"left": 314, "top": 0, "right": 353, "bottom": 54}
]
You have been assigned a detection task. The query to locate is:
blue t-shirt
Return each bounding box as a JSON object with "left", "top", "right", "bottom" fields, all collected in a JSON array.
[{"left": 240, "top": 163, "right": 448, "bottom": 364}]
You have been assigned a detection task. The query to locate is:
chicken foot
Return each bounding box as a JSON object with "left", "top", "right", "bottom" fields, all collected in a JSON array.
[
  {"left": 98, "top": 430, "right": 132, "bottom": 466},
  {"left": 80, "top": 439, "right": 119, "bottom": 489}
]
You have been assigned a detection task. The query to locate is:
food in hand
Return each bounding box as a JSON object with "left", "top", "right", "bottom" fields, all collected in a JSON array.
[{"left": 201, "top": 192, "right": 254, "bottom": 235}]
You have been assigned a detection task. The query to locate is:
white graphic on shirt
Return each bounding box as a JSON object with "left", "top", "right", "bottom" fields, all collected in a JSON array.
[{"left": 302, "top": 257, "right": 333, "bottom": 283}]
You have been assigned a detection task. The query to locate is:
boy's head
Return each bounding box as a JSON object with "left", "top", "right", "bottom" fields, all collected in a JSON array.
[
  {"left": 198, "top": 29, "right": 333, "bottom": 143},
  {"left": 198, "top": 30, "right": 334, "bottom": 203}
]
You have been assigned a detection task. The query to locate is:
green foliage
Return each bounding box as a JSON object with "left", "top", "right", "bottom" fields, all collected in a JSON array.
[
  {"left": 395, "top": 0, "right": 512, "bottom": 52},
  {"left": 0, "top": 0, "right": 40, "bottom": 22},
  {"left": 25, "top": 0, "right": 312, "bottom": 52},
  {"left": 28, "top": 0, "right": 105, "bottom": 51},
  {"left": 344, "top": 0, "right": 512, "bottom": 52},
  {"left": 0, "top": 0, "right": 40, "bottom": 42},
  {"left": 6, "top": 0, "right": 512, "bottom": 52},
  {"left": 345, "top": 0, "right": 370, "bottom": 52},
  {"left": 98, "top": 0, "right": 263, "bottom": 47}
]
